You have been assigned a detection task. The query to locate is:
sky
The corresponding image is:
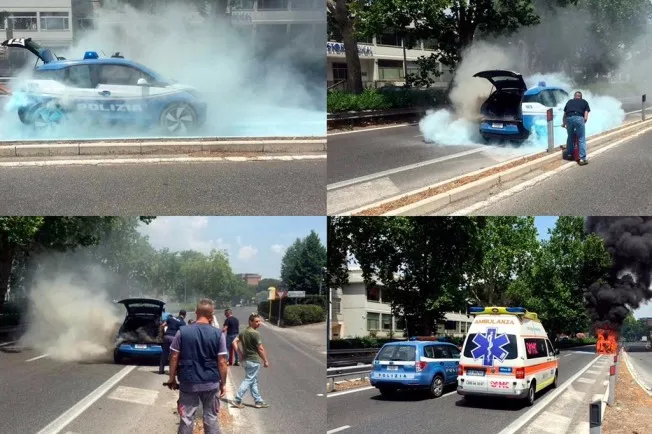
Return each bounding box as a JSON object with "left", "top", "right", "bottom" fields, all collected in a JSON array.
[{"left": 138, "top": 217, "right": 326, "bottom": 280}]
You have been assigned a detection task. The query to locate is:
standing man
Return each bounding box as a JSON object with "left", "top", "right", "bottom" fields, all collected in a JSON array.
[
  {"left": 561, "top": 91, "right": 591, "bottom": 166},
  {"left": 232, "top": 313, "right": 270, "bottom": 409},
  {"left": 159, "top": 309, "right": 186, "bottom": 374},
  {"left": 223, "top": 308, "right": 240, "bottom": 366},
  {"left": 165, "top": 299, "right": 228, "bottom": 434}
]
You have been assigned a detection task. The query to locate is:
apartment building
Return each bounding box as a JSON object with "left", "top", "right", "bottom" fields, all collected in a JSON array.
[
  {"left": 331, "top": 268, "right": 472, "bottom": 339},
  {"left": 237, "top": 273, "right": 262, "bottom": 286}
]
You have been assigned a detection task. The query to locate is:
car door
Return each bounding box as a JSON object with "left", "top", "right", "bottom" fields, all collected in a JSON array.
[
  {"left": 95, "top": 63, "right": 151, "bottom": 124},
  {"left": 545, "top": 339, "right": 558, "bottom": 380},
  {"left": 438, "top": 345, "right": 459, "bottom": 384},
  {"left": 446, "top": 345, "right": 461, "bottom": 383},
  {"left": 60, "top": 64, "right": 101, "bottom": 118}
]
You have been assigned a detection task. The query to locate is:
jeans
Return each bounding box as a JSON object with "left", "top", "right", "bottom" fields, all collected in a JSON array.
[
  {"left": 235, "top": 360, "right": 263, "bottom": 403},
  {"left": 159, "top": 335, "right": 174, "bottom": 373},
  {"left": 226, "top": 334, "right": 239, "bottom": 364},
  {"left": 177, "top": 387, "right": 221, "bottom": 434},
  {"left": 566, "top": 115, "right": 587, "bottom": 160}
]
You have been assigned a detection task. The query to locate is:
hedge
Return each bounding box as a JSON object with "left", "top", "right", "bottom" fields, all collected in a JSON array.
[
  {"left": 556, "top": 337, "right": 597, "bottom": 348},
  {"left": 258, "top": 300, "right": 325, "bottom": 326},
  {"left": 327, "top": 87, "right": 447, "bottom": 113}
]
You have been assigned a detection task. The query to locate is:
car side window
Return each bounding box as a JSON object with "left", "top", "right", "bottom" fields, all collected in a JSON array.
[
  {"left": 439, "top": 346, "right": 453, "bottom": 358},
  {"left": 552, "top": 90, "right": 569, "bottom": 106},
  {"left": 540, "top": 90, "right": 557, "bottom": 107},
  {"left": 98, "top": 64, "right": 153, "bottom": 86},
  {"left": 449, "top": 346, "right": 461, "bottom": 359},
  {"left": 423, "top": 345, "right": 435, "bottom": 359},
  {"left": 524, "top": 338, "right": 548, "bottom": 359},
  {"left": 65, "top": 65, "right": 93, "bottom": 88},
  {"left": 545, "top": 339, "right": 555, "bottom": 356}
]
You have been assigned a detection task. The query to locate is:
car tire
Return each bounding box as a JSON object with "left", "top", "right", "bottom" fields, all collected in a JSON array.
[
  {"left": 552, "top": 371, "right": 559, "bottom": 389},
  {"left": 378, "top": 388, "right": 396, "bottom": 397},
  {"left": 526, "top": 382, "right": 536, "bottom": 406},
  {"left": 28, "top": 102, "right": 66, "bottom": 131},
  {"left": 113, "top": 350, "right": 122, "bottom": 364},
  {"left": 159, "top": 102, "right": 197, "bottom": 136},
  {"left": 429, "top": 375, "right": 445, "bottom": 398}
]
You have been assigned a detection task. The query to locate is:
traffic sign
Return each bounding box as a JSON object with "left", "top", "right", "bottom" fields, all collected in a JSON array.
[
  {"left": 287, "top": 291, "right": 306, "bottom": 298},
  {"left": 268, "top": 287, "right": 277, "bottom": 300},
  {"left": 277, "top": 290, "right": 287, "bottom": 299}
]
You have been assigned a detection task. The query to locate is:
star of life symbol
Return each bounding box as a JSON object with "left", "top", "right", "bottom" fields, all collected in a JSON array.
[{"left": 470, "top": 328, "right": 510, "bottom": 367}]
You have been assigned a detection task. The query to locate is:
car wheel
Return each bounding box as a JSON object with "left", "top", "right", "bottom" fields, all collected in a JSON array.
[
  {"left": 378, "top": 388, "right": 396, "bottom": 397},
  {"left": 429, "top": 375, "right": 445, "bottom": 398},
  {"left": 159, "top": 102, "right": 197, "bottom": 135},
  {"left": 552, "top": 371, "right": 559, "bottom": 389},
  {"left": 28, "top": 103, "right": 66, "bottom": 131},
  {"left": 113, "top": 350, "right": 122, "bottom": 364},
  {"left": 526, "top": 382, "right": 536, "bottom": 406}
]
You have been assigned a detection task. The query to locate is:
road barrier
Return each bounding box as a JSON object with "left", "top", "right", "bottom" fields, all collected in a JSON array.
[
  {"left": 327, "top": 364, "right": 373, "bottom": 392},
  {"left": 327, "top": 348, "right": 379, "bottom": 367},
  {"left": 589, "top": 400, "right": 602, "bottom": 434}
]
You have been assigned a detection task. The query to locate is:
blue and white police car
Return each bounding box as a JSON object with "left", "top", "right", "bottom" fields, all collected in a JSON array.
[
  {"left": 369, "top": 337, "right": 461, "bottom": 398},
  {"left": 474, "top": 70, "right": 568, "bottom": 142},
  {"left": 1, "top": 37, "right": 207, "bottom": 135}
]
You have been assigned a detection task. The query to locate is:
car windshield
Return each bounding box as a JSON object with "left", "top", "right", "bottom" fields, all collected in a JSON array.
[
  {"left": 463, "top": 333, "right": 519, "bottom": 360},
  {"left": 377, "top": 345, "right": 416, "bottom": 362},
  {"left": 32, "top": 68, "right": 65, "bottom": 82}
]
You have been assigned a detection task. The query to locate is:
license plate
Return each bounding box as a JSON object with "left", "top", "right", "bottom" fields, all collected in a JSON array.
[
  {"left": 387, "top": 365, "right": 398, "bottom": 371},
  {"left": 467, "top": 369, "right": 485, "bottom": 377},
  {"left": 492, "top": 123, "right": 504, "bottom": 128},
  {"left": 134, "top": 344, "right": 147, "bottom": 349}
]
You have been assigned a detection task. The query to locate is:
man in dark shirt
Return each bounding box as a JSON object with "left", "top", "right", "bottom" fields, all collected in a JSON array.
[
  {"left": 166, "top": 299, "right": 228, "bottom": 434},
  {"left": 561, "top": 91, "right": 591, "bottom": 165},
  {"left": 223, "top": 309, "right": 240, "bottom": 366},
  {"left": 159, "top": 309, "right": 186, "bottom": 374}
]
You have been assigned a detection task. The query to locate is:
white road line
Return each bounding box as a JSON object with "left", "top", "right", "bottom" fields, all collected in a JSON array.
[
  {"left": 26, "top": 354, "right": 49, "bottom": 362},
  {"left": 36, "top": 365, "right": 136, "bottom": 434},
  {"left": 317, "top": 393, "right": 324, "bottom": 397},
  {"left": 327, "top": 147, "right": 487, "bottom": 191},
  {"left": 0, "top": 341, "right": 17, "bottom": 347},
  {"left": 327, "top": 426, "right": 351, "bottom": 434},
  {"left": 328, "top": 123, "right": 415, "bottom": 136},
  {"left": 497, "top": 355, "right": 603, "bottom": 434},
  {"left": 327, "top": 386, "right": 375, "bottom": 397},
  {"left": 564, "top": 354, "right": 571, "bottom": 357}
]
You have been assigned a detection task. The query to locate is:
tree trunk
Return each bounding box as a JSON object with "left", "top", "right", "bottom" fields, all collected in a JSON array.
[
  {"left": 0, "top": 237, "right": 15, "bottom": 313},
  {"left": 330, "top": 0, "right": 363, "bottom": 94}
]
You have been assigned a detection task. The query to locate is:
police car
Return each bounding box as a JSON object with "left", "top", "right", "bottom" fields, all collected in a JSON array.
[
  {"left": 474, "top": 70, "right": 568, "bottom": 142},
  {"left": 1, "top": 37, "right": 207, "bottom": 135},
  {"left": 370, "top": 337, "right": 461, "bottom": 398}
]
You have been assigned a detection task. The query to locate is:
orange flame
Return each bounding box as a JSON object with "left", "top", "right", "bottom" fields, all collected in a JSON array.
[{"left": 596, "top": 328, "right": 618, "bottom": 354}]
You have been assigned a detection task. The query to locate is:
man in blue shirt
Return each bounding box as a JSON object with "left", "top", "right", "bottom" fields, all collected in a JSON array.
[
  {"left": 223, "top": 308, "right": 240, "bottom": 366},
  {"left": 166, "top": 299, "right": 228, "bottom": 434},
  {"left": 562, "top": 91, "right": 591, "bottom": 166},
  {"left": 159, "top": 309, "right": 186, "bottom": 375}
]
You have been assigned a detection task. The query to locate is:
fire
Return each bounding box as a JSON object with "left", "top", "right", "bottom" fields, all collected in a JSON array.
[{"left": 596, "top": 328, "right": 618, "bottom": 354}]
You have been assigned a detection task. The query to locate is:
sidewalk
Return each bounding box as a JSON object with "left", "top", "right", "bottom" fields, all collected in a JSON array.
[{"left": 520, "top": 355, "right": 610, "bottom": 433}]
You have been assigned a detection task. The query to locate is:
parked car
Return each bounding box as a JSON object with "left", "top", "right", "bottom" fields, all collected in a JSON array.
[
  {"left": 114, "top": 298, "right": 165, "bottom": 364},
  {"left": 370, "top": 339, "right": 461, "bottom": 398},
  {"left": 474, "top": 70, "right": 568, "bottom": 142}
]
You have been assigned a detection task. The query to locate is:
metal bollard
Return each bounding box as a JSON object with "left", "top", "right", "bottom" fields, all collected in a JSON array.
[
  {"left": 608, "top": 364, "right": 616, "bottom": 405},
  {"left": 547, "top": 108, "right": 554, "bottom": 152},
  {"left": 590, "top": 400, "right": 602, "bottom": 434},
  {"left": 643, "top": 94, "right": 647, "bottom": 121}
]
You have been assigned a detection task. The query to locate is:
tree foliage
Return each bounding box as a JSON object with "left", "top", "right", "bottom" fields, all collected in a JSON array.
[{"left": 281, "top": 230, "right": 327, "bottom": 295}]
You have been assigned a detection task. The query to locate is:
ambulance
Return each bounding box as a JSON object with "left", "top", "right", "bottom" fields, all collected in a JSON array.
[{"left": 457, "top": 307, "right": 560, "bottom": 406}]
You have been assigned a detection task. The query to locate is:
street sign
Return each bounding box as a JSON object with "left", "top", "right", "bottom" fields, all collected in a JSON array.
[
  {"left": 287, "top": 291, "right": 306, "bottom": 298},
  {"left": 277, "top": 290, "right": 287, "bottom": 299},
  {"left": 267, "top": 287, "right": 277, "bottom": 301}
]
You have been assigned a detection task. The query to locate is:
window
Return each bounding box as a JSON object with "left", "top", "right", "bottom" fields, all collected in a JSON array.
[
  {"left": 539, "top": 90, "right": 557, "bottom": 107},
  {"left": 258, "top": 0, "right": 289, "bottom": 10},
  {"left": 381, "top": 314, "right": 392, "bottom": 331},
  {"left": 332, "top": 63, "right": 347, "bottom": 81},
  {"left": 449, "top": 346, "right": 461, "bottom": 359},
  {"left": 32, "top": 68, "right": 66, "bottom": 82},
  {"left": 40, "top": 12, "right": 70, "bottom": 31},
  {"left": 424, "top": 345, "right": 447, "bottom": 359},
  {"left": 444, "top": 320, "right": 456, "bottom": 331},
  {"left": 231, "top": 0, "right": 256, "bottom": 10},
  {"left": 377, "top": 345, "right": 416, "bottom": 362},
  {"left": 332, "top": 299, "right": 341, "bottom": 314},
  {"left": 7, "top": 13, "right": 38, "bottom": 31},
  {"left": 395, "top": 316, "right": 406, "bottom": 330},
  {"left": 463, "top": 333, "right": 519, "bottom": 360},
  {"left": 367, "top": 312, "right": 380, "bottom": 330},
  {"left": 545, "top": 339, "right": 555, "bottom": 356},
  {"left": 377, "top": 32, "right": 401, "bottom": 47},
  {"left": 551, "top": 89, "right": 569, "bottom": 106},
  {"left": 366, "top": 285, "right": 380, "bottom": 302},
  {"left": 98, "top": 64, "right": 153, "bottom": 86},
  {"left": 524, "top": 338, "right": 548, "bottom": 359},
  {"left": 291, "top": 0, "right": 318, "bottom": 10},
  {"left": 65, "top": 65, "right": 92, "bottom": 88},
  {"left": 77, "top": 17, "right": 95, "bottom": 30}
]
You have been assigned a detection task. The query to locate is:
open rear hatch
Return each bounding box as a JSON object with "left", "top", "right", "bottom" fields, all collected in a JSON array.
[
  {"left": 1, "top": 37, "right": 57, "bottom": 64},
  {"left": 117, "top": 298, "right": 165, "bottom": 344}
]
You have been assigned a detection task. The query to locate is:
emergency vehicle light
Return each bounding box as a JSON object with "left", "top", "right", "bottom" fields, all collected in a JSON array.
[
  {"left": 84, "top": 51, "right": 99, "bottom": 60},
  {"left": 538, "top": 81, "right": 546, "bottom": 87},
  {"left": 468, "top": 306, "right": 527, "bottom": 315}
]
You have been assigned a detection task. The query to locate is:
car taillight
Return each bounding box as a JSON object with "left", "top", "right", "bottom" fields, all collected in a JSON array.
[
  {"left": 515, "top": 367, "right": 525, "bottom": 379},
  {"left": 416, "top": 361, "right": 427, "bottom": 372},
  {"left": 458, "top": 365, "right": 463, "bottom": 376}
]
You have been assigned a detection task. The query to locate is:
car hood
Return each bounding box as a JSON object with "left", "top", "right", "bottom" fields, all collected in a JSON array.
[
  {"left": 117, "top": 298, "right": 165, "bottom": 316},
  {"left": 473, "top": 70, "right": 527, "bottom": 92},
  {"left": 1, "top": 37, "right": 57, "bottom": 64}
]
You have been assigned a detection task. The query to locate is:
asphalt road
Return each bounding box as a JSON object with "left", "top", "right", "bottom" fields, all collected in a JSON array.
[
  {"left": 0, "top": 160, "right": 326, "bottom": 215},
  {"left": 213, "top": 307, "right": 327, "bottom": 434},
  {"left": 625, "top": 345, "right": 652, "bottom": 392},
  {"left": 327, "top": 347, "right": 597, "bottom": 434},
  {"left": 465, "top": 125, "right": 652, "bottom": 215}
]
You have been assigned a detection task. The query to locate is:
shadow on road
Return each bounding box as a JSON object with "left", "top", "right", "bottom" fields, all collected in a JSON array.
[
  {"left": 453, "top": 386, "right": 555, "bottom": 412},
  {"left": 369, "top": 384, "right": 457, "bottom": 402}
]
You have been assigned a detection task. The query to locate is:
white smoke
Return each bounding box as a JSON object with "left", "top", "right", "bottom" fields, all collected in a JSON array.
[
  {"left": 20, "top": 264, "right": 123, "bottom": 363},
  {"left": 419, "top": 41, "right": 626, "bottom": 151},
  {"left": 0, "top": 0, "right": 325, "bottom": 140}
]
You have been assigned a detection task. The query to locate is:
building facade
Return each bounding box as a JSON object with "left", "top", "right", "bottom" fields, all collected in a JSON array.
[
  {"left": 237, "top": 273, "right": 262, "bottom": 286},
  {"left": 331, "top": 268, "right": 472, "bottom": 340}
]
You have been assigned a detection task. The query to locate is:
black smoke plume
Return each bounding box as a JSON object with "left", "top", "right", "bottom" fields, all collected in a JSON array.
[{"left": 584, "top": 217, "right": 652, "bottom": 329}]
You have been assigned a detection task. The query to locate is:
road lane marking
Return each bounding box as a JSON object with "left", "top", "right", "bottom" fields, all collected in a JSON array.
[
  {"left": 328, "top": 386, "right": 375, "bottom": 397},
  {"left": 327, "top": 426, "right": 351, "bottom": 433},
  {"left": 259, "top": 321, "right": 325, "bottom": 366},
  {"left": 107, "top": 386, "right": 158, "bottom": 406},
  {"left": 0, "top": 341, "right": 17, "bottom": 347},
  {"left": 317, "top": 393, "right": 324, "bottom": 396},
  {"left": 497, "top": 355, "right": 603, "bottom": 434},
  {"left": 36, "top": 365, "right": 136, "bottom": 434},
  {"left": 327, "top": 147, "right": 487, "bottom": 191},
  {"left": 328, "top": 123, "right": 415, "bottom": 136},
  {"left": 26, "top": 353, "right": 49, "bottom": 362},
  {"left": 564, "top": 354, "right": 571, "bottom": 357}
]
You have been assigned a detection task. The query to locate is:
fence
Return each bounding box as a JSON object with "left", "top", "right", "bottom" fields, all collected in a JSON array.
[{"left": 327, "top": 364, "right": 373, "bottom": 392}]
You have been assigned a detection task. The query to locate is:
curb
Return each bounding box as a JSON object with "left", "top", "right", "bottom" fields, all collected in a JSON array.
[
  {"left": 345, "top": 118, "right": 652, "bottom": 216},
  {"left": 623, "top": 350, "right": 652, "bottom": 396},
  {"left": 0, "top": 137, "right": 327, "bottom": 157}
]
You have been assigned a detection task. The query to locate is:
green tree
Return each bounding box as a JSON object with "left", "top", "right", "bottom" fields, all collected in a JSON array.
[
  {"left": 256, "top": 278, "right": 283, "bottom": 293},
  {"left": 621, "top": 313, "right": 648, "bottom": 342},
  {"left": 281, "top": 231, "right": 327, "bottom": 295},
  {"left": 332, "top": 217, "right": 485, "bottom": 336}
]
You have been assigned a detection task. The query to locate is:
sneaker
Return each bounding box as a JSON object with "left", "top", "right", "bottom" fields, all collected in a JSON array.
[
  {"left": 578, "top": 159, "right": 588, "bottom": 166},
  {"left": 232, "top": 400, "right": 244, "bottom": 409},
  {"left": 233, "top": 362, "right": 240, "bottom": 366},
  {"left": 255, "top": 402, "right": 270, "bottom": 408}
]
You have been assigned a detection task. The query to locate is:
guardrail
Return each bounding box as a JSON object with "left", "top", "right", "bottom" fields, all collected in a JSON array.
[
  {"left": 327, "top": 348, "right": 379, "bottom": 368},
  {"left": 327, "top": 364, "right": 373, "bottom": 392},
  {"left": 328, "top": 107, "right": 430, "bottom": 122}
]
